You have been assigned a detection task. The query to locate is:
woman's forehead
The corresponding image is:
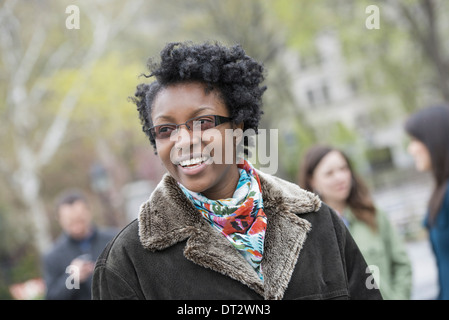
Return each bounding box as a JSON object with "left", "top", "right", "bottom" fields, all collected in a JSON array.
[
  {"left": 151, "top": 82, "right": 227, "bottom": 121},
  {"left": 316, "top": 151, "right": 348, "bottom": 171}
]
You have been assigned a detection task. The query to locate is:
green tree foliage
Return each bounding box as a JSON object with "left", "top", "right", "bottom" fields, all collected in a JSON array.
[{"left": 273, "top": 0, "right": 449, "bottom": 113}]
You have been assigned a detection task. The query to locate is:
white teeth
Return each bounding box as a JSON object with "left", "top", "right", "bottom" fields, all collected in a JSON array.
[{"left": 179, "top": 156, "right": 208, "bottom": 167}]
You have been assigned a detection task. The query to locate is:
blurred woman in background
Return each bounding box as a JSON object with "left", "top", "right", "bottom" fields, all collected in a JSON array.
[
  {"left": 405, "top": 104, "right": 449, "bottom": 300},
  {"left": 299, "top": 145, "right": 412, "bottom": 300}
]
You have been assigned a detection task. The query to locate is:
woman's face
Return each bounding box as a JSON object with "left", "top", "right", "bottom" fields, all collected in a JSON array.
[
  {"left": 151, "top": 82, "right": 241, "bottom": 199},
  {"left": 310, "top": 150, "right": 352, "bottom": 204},
  {"left": 407, "top": 138, "right": 432, "bottom": 172}
]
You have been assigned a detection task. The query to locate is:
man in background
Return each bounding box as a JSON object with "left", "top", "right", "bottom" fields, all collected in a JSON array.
[{"left": 42, "top": 189, "right": 118, "bottom": 299}]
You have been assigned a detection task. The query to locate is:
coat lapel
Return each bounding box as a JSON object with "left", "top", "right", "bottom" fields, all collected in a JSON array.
[
  {"left": 258, "top": 172, "right": 320, "bottom": 299},
  {"left": 184, "top": 221, "right": 265, "bottom": 296},
  {"left": 138, "top": 171, "right": 321, "bottom": 300}
]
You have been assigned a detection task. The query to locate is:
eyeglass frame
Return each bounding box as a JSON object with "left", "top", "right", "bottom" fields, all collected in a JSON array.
[{"left": 148, "top": 114, "right": 233, "bottom": 140}]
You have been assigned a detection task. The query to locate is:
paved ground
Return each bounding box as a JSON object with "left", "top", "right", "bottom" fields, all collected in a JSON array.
[{"left": 405, "top": 239, "right": 439, "bottom": 300}]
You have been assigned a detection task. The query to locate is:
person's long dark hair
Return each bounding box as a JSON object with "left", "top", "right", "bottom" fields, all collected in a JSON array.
[
  {"left": 405, "top": 104, "right": 449, "bottom": 225},
  {"left": 298, "top": 145, "right": 377, "bottom": 230}
]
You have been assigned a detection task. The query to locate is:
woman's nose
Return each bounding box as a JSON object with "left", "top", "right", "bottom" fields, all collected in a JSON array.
[
  {"left": 334, "top": 170, "right": 349, "bottom": 182},
  {"left": 173, "top": 126, "right": 202, "bottom": 150}
]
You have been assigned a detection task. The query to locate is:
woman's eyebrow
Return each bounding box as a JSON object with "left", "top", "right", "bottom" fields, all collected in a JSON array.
[
  {"left": 153, "top": 115, "right": 175, "bottom": 123},
  {"left": 190, "top": 106, "right": 215, "bottom": 117},
  {"left": 153, "top": 106, "right": 215, "bottom": 123}
]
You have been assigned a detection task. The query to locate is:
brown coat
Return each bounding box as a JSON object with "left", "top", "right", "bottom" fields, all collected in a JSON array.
[{"left": 92, "top": 171, "right": 382, "bottom": 300}]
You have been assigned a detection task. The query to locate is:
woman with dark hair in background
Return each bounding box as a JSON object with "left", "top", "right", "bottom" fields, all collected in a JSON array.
[
  {"left": 91, "top": 41, "right": 382, "bottom": 300},
  {"left": 405, "top": 104, "right": 449, "bottom": 300},
  {"left": 299, "top": 145, "right": 412, "bottom": 300}
]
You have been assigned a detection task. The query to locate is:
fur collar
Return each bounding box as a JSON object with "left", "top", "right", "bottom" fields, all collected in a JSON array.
[{"left": 138, "top": 170, "right": 321, "bottom": 300}]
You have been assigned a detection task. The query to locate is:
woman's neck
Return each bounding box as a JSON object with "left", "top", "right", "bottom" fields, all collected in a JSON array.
[
  {"left": 202, "top": 165, "right": 241, "bottom": 200},
  {"left": 324, "top": 199, "right": 347, "bottom": 216}
]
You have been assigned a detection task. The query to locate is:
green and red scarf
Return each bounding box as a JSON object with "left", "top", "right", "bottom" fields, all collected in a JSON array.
[{"left": 179, "top": 160, "right": 267, "bottom": 281}]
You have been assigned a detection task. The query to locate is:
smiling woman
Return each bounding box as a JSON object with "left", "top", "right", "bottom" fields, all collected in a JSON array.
[
  {"left": 91, "top": 41, "right": 383, "bottom": 300},
  {"left": 150, "top": 82, "right": 242, "bottom": 200},
  {"left": 298, "top": 145, "right": 412, "bottom": 300}
]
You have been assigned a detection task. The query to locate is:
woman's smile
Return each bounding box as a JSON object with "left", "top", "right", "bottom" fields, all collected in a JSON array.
[
  {"left": 151, "top": 82, "right": 242, "bottom": 199},
  {"left": 176, "top": 154, "right": 211, "bottom": 175}
]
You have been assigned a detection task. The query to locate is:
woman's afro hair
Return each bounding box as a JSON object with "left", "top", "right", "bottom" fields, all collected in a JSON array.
[{"left": 130, "top": 41, "right": 267, "bottom": 154}]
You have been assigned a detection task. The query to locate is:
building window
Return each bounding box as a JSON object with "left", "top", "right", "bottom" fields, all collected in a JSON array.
[
  {"left": 306, "top": 89, "right": 315, "bottom": 108},
  {"left": 321, "top": 83, "right": 330, "bottom": 104},
  {"left": 349, "top": 77, "right": 359, "bottom": 96},
  {"left": 366, "top": 147, "right": 394, "bottom": 171}
]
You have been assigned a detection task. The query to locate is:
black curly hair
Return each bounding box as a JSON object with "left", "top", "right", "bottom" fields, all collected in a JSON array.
[{"left": 130, "top": 41, "right": 267, "bottom": 155}]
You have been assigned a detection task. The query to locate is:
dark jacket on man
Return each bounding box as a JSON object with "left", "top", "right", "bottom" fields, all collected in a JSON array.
[
  {"left": 42, "top": 226, "right": 117, "bottom": 300},
  {"left": 92, "top": 171, "right": 383, "bottom": 300}
]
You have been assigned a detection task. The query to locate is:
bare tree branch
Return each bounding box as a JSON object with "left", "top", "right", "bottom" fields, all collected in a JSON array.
[
  {"left": 12, "top": 26, "right": 46, "bottom": 89},
  {"left": 28, "top": 41, "right": 73, "bottom": 106},
  {"left": 36, "top": 17, "right": 110, "bottom": 167},
  {"left": 109, "top": 0, "right": 145, "bottom": 38},
  {"left": 394, "top": 0, "right": 449, "bottom": 101},
  {"left": 0, "top": 0, "right": 21, "bottom": 75},
  {"left": 36, "top": 0, "right": 145, "bottom": 168}
]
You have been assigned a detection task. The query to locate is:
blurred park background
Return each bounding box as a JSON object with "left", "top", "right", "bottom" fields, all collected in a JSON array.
[{"left": 1, "top": 0, "right": 448, "bottom": 299}]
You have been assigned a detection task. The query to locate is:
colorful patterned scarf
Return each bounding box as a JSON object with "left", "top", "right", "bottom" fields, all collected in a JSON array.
[{"left": 179, "top": 160, "right": 267, "bottom": 281}]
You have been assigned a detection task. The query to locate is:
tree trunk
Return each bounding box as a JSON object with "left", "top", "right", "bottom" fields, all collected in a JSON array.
[{"left": 13, "top": 143, "right": 52, "bottom": 253}]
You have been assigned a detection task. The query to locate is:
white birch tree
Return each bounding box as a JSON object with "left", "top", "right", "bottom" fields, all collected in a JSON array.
[{"left": 0, "top": 0, "right": 144, "bottom": 254}]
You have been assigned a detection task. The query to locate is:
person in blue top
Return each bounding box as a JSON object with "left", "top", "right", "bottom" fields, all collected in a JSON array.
[{"left": 405, "top": 104, "right": 449, "bottom": 300}]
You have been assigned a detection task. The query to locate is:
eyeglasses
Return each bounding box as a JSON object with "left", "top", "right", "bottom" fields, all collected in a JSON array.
[{"left": 149, "top": 114, "right": 232, "bottom": 140}]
